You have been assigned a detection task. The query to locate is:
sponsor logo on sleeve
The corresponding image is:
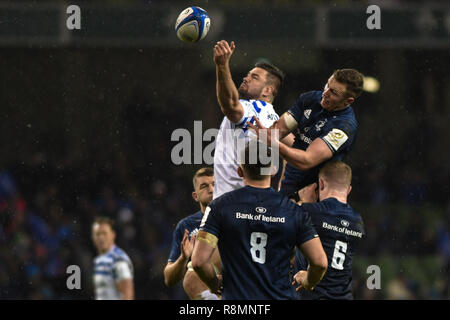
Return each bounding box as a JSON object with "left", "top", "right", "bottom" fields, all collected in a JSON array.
[
  {"left": 323, "top": 128, "right": 348, "bottom": 151},
  {"left": 304, "top": 109, "right": 312, "bottom": 119}
]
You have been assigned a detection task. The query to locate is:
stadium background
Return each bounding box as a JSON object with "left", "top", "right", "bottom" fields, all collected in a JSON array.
[{"left": 0, "top": 0, "right": 449, "bottom": 299}]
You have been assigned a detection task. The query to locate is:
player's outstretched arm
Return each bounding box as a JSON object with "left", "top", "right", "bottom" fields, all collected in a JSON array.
[
  {"left": 214, "top": 40, "right": 244, "bottom": 123},
  {"left": 191, "top": 231, "right": 222, "bottom": 294},
  {"left": 164, "top": 229, "right": 194, "bottom": 286},
  {"left": 272, "top": 112, "right": 299, "bottom": 140},
  {"left": 248, "top": 116, "right": 332, "bottom": 171},
  {"left": 278, "top": 137, "right": 333, "bottom": 171},
  {"left": 295, "top": 238, "right": 328, "bottom": 291}
]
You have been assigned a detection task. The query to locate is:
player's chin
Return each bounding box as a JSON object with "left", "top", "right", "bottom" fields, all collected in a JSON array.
[
  {"left": 320, "top": 99, "right": 331, "bottom": 110},
  {"left": 238, "top": 88, "right": 250, "bottom": 100}
]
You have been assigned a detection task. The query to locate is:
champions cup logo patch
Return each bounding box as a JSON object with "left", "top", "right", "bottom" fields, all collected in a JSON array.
[{"left": 323, "top": 128, "right": 348, "bottom": 151}]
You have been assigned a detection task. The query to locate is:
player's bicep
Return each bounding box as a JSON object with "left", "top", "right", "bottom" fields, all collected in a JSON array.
[
  {"left": 304, "top": 138, "right": 333, "bottom": 168},
  {"left": 272, "top": 112, "right": 298, "bottom": 139},
  {"left": 116, "top": 278, "right": 134, "bottom": 300},
  {"left": 191, "top": 231, "right": 217, "bottom": 268},
  {"left": 281, "top": 133, "right": 295, "bottom": 147},
  {"left": 223, "top": 101, "right": 244, "bottom": 124}
]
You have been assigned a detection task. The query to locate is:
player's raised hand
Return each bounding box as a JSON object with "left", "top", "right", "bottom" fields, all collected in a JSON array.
[
  {"left": 297, "top": 183, "right": 318, "bottom": 204},
  {"left": 181, "top": 229, "right": 195, "bottom": 259},
  {"left": 292, "top": 270, "right": 314, "bottom": 291},
  {"left": 214, "top": 40, "right": 236, "bottom": 66}
]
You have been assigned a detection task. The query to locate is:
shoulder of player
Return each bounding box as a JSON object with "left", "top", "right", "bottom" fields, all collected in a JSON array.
[
  {"left": 178, "top": 210, "right": 203, "bottom": 224},
  {"left": 108, "top": 246, "right": 132, "bottom": 263},
  {"left": 297, "top": 90, "right": 322, "bottom": 105},
  {"left": 329, "top": 107, "right": 357, "bottom": 126},
  {"left": 208, "top": 189, "right": 241, "bottom": 209},
  {"left": 175, "top": 210, "right": 203, "bottom": 228}
]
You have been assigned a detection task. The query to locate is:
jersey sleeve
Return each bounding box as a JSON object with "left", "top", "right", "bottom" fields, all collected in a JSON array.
[
  {"left": 233, "top": 99, "right": 257, "bottom": 126},
  {"left": 234, "top": 100, "right": 279, "bottom": 128},
  {"left": 167, "top": 221, "right": 184, "bottom": 263},
  {"left": 199, "top": 202, "right": 221, "bottom": 239},
  {"left": 295, "top": 207, "right": 319, "bottom": 246},
  {"left": 113, "top": 260, "right": 133, "bottom": 282},
  {"left": 319, "top": 119, "right": 356, "bottom": 154},
  {"left": 287, "top": 92, "right": 314, "bottom": 124}
]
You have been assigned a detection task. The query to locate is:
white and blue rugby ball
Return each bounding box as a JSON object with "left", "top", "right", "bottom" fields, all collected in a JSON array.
[{"left": 175, "top": 6, "right": 210, "bottom": 43}]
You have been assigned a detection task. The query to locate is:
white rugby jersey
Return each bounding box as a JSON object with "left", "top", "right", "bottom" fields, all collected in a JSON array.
[
  {"left": 213, "top": 99, "right": 279, "bottom": 199},
  {"left": 93, "top": 245, "right": 134, "bottom": 300}
]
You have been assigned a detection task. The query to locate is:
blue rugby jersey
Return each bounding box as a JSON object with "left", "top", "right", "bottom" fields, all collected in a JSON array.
[{"left": 280, "top": 91, "right": 358, "bottom": 195}]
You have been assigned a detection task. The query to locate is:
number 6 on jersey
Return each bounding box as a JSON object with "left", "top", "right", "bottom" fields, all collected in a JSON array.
[
  {"left": 250, "top": 232, "right": 268, "bottom": 264},
  {"left": 331, "top": 240, "right": 347, "bottom": 270}
]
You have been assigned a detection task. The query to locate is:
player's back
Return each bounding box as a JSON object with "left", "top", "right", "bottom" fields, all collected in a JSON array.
[
  {"left": 295, "top": 198, "right": 364, "bottom": 300},
  {"left": 203, "top": 186, "right": 317, "bottom": 300}
]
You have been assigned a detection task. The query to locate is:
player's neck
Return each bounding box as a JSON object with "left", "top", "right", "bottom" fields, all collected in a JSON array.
[
  {"left": 98, "top": 244, "right": 115, "bottom": 255},
  {"left": 320, "top": 192, "right": 347, "bottom": 204},
  {"left": 259, "top": 96, "right": 273, "bottom": 103},
  {"left": 244, "top": 178, "right": 271, "bottom": 189}
]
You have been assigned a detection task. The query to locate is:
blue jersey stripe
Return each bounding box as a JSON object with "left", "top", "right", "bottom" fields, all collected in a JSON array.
[
  {"left": 95, "top": 261, "right": 112, "bottom": 267},
  {"left": 259, "top": 100, "right": 267, "bottom": 106},
  {"left": 252, "top": 101, "right": 261, "bottom": 113},
  {"left": 94, "top": 270, "right": 111, "bottom": 276},
  {"left": 237, "top": 116, "right": 248, "bottom": 126}
]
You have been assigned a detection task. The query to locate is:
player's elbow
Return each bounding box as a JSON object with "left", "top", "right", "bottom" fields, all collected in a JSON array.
[
  {"left": 222, "top": 108, "right": 243, "bottom": 124},
  {"left": 190, "top": 257, "right": 204, "bottom": 272},
  {"left": 163, "top": 267, "right": 176, "bottom": 287},
  {"left": 293, "top": 159, "right": 315, "bottom": 171}
]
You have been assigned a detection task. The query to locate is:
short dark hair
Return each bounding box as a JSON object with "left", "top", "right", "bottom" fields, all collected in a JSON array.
[
  {"left": 332, "top": 69, "right": 364, "bottom": 99},
  {"left": 240, "top": 140, "right": 272, "bottom": 181},
  {"left": 255, "top": 62, "right": 285, "bottom": 97},
  {"left": 93, "top": 216, "right": 115, "bottom": 231},
  {"left": 193, "top": 167, "right": 214, "bottom": 189}
]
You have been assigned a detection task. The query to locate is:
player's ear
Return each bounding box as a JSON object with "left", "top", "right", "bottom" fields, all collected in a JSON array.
[
  {"left": 319, "top": 178, "right": 325, "bottom": 191},
  {"left": 263, "top": 85, "right": 275, "bottom": 98},
  {"left": 345, "top": 96, "right": 354, "bottom": 106},
  {"left": 192, "top": 191, "right": 199, "bottom": 202},
  {"left": 237, "top": 166, "right": 244, "bottom": 178},
  {"left": 347, "top": 185, "right": 352, "bottom": 195}
]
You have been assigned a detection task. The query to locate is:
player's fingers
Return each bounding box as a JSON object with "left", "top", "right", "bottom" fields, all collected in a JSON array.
[
  {"left": 215, "top": 44, "right": 224, "bottom": 56},
  {"left": 222, "top": 41, "right": 231, "bottom": 52},
  {"left": 219, "top": 40, "right": 228, "bottom": 47},
  {"left": 252, "top": 116, "right": 266, "bottom": 129},
  {"left": 296, "top": 284, "right": 303, "bottom": 292},
  {"left": 246, "top": 121, "right": 258, "bottom": 132},
  {"left": 217, "top": 41, "right": 231, "bottom": 55},
  {"left": 230, "top": 41, "right": 236, "bottom": 51}
]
